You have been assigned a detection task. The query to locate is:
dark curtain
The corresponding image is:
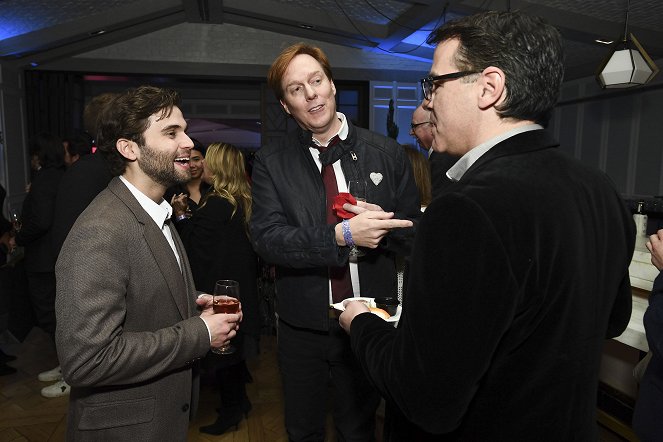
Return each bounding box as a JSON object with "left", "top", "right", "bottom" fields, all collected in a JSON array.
[{"left": 24, "top": 71, "right": 85, "bottom": 139}]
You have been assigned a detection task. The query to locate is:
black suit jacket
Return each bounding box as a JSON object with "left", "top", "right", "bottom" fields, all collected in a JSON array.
[
  {"left": 350, "top": 130, "right": 635, "bottom": 440},
  {"left": 16, "top": 166, "right": 65, "bottom": 272},
  {"left": 250, "top": 122, "right": 421, "bottom": 331},
  {"left": 633, "top": 273, "right": 663, "bottom": 441},
  {"left": 51, "top": 153, "right": 113, "bottom": 258},
  {"left": 428, "top": 151, "right": 458, "bottom": 201}
]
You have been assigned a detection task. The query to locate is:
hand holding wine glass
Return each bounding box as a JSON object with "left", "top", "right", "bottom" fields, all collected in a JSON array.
[
  {"left": 211, "top": 280, "right": 240, "bottom": 355},
  {"left": 9, "top": 208, "right": 21, "bottom": 232}
]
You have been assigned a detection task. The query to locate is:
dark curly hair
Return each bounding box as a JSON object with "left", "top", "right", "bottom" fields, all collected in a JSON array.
[
  {"left": 427, "top": 11, "right": 564, "bottom": 126},
  {"left": 96, "top": 86, "right": 181, "bottom": 176},
  {"left": 31, "top": 132, "right": 65, "bottom": 169}
]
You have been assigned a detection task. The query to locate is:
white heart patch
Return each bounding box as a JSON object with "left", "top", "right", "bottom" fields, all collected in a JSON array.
[{"left": 370, "top": 172, "right": 383, "bottom": 186}]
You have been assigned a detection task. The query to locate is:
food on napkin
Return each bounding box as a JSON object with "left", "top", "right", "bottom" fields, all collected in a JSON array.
[{"left": 369, "top": 307, "right": 390, "bottom": 319}]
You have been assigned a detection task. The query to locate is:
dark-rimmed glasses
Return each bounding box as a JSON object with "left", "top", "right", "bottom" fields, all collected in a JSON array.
[
  {"left": 420, "top": 71, "right": 479, "bottom": 100},
  {"left": 410, "top": 121, "right": 431, "bottom": 131}
]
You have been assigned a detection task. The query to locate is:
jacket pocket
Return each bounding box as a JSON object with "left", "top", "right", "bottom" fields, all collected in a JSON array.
[{"left": 78, "top": 396, "right": 155, "bottom": 430}]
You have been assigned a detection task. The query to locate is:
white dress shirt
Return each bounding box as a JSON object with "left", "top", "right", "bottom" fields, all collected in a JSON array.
[{"left": 310, "top": 112, "right": 361, "bottom": 301}]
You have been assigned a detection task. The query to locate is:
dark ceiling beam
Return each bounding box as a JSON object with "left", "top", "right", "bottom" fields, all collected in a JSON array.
[
  {"left": 223, "top": 10, "right": 379, "bottom": 49},
  {"left": 378, "top": 2, "right": 449, "bottom": 52},
  {"left": 388, "top": 0, "right": 437, "bottom": 4},
  {"left": 182, "top": 0, "right": 225, "bottom": 24},
  {"left": 222, "top": 0, "right": 385, "bottom": 48}
]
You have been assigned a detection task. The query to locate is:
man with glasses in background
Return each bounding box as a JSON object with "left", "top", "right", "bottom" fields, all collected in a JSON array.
[
  {"left": 410, "top": 103, "right": 457, "bottom": 200},
  {"left": 341, "top": 10, "right": 634, "bottom": 441}
]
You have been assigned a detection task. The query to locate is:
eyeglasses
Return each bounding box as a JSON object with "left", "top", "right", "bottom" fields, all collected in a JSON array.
[
  {"left": 420, "top": 71, "right": 479, "bottom": 100},
  {"left": 410, "top": 121, "right": 431, "bottom": 130}
]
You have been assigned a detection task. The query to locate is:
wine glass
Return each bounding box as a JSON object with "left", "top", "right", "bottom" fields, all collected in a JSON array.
[
  {"left": 9, "top": 208, "right": 21, "bottom": 232},
  {"left": 347, "top": 180, "right": 367, "bottom": 258},
  {"left": 211, "top": 279, "right": 240, "bottom": 355}
]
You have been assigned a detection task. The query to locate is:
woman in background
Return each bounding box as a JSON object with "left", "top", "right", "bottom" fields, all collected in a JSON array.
[
  {"left": 173, "top": 142, "right": 259, "bottom": 435},
  {"left": 403, "top": 144, "right": 432, "bottom": 208},
  {"left": 165, "top": 138, "right": 210, "bottom": 218}
]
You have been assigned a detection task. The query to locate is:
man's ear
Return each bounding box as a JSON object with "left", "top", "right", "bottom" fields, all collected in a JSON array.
[
  {"left": 331, "top": 80, "right": 336, "bottom": 97},
  {"left": 477, "top": 67, "right": 506, "bottom": 110},
  {"left": 116, "top": 138, "right": 137, "bottom": 161},
  {"left": 279, "top": 99, "right": 291, "bottom": 115}
]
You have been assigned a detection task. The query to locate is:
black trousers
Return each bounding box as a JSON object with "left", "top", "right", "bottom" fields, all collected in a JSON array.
[
  {"left": 278, "top": 318, "right": 380, "bottom": 442},
  {"left": 26, "top": 271, "right": 57, "bottom": 341}
]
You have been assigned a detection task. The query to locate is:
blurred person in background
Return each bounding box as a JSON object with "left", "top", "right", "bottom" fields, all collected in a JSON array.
[
  {"left": 410, "top": 102, "right": 457, "bottom": 200},
  {"left": 62, "top": 132, "right": 94, "bottom": 167},
  {"left": 14, "top": 133, "right": 67, "bottom": 397},
  {"left": 402, "top": 144, "right": 431, "bottom": 208},
  {"left": 51, "top": 94, "right": 116, "bottom": 259},
  {"left": 0, "top": 183, "right": 17, "bottom": 376}
]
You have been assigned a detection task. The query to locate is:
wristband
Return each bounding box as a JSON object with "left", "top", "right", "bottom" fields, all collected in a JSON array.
[
  {"left": 174, "top": 213, "right": 188, "bottom": 222},
  {"left": 342, "top": 219, "right": 355, "bottom": 247}
]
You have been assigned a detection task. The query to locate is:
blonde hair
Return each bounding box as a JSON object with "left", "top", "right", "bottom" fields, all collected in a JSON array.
[
  {"left": 201, "top": 143, "right": 252, "bottom": 226},
  {"left": 403, "top": 145, "right": 432, "bottom": 206}
]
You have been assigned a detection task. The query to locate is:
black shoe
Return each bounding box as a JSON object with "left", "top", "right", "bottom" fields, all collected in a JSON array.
[
  {"left": 0, "top": 363, "right": 17, "bottom": 376},
  {"left": 199, "top": 410, "right": 243, "bottom": 435},
  {"left": 0, "top": 349, "right": 16, "bottom": 363}
]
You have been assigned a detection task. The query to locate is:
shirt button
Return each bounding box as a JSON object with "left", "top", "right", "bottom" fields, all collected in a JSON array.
[{"left": 182, "top": 403, "right": 190, "bottom": 412}]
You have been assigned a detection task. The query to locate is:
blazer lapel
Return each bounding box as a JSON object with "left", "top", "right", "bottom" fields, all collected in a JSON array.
[
  {"left": 108, "top": 177, "right": 190, "bottom": 320},
  {"left": 171, "top": 226, "right": 196, "bottom": 317}
]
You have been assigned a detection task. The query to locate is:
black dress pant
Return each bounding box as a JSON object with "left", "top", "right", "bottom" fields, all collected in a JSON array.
[
  {"left": 26, "top": 271, "right": 57, "bottom": 340},
  {"left": 278, "top": 318, "right": 380, "bottom": 442}
]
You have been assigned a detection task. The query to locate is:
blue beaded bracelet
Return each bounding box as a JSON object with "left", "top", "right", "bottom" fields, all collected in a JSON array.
[{"left": 342, "top": 219, "right": 355, "bottom": 247}]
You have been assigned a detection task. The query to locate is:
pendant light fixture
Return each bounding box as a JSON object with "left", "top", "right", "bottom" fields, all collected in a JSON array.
[{"left": 596, "top": 0, "right": 658, "bottom": 88}]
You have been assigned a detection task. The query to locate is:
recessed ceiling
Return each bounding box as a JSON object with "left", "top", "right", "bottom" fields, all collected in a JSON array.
[{"left": 1, "top": 0, "right": 662, "bottom": 81}]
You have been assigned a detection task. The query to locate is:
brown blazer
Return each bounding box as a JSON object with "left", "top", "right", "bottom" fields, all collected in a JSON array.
[{"left": 55, "top": 177, "right": 210, "bottom": 441}]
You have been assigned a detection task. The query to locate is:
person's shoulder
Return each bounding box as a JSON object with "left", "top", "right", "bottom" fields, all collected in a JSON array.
[
  {"left": 352, "top": 125, "right": 401, "bottom": 157},
  {"left": 36, "top": 166, "right": 65, "bottom": 181},
  {"left": 257, "top": 130, "right": 300, "bottom": 158},
  {"left": 199, "top": 195, "right": 236, "bottom": 221},
  {"left": 66, "top": 188, "right": 120, "bottom": 232},
  {"left": 204, "top": 194, "right": 234, "bottom": 211},
  {"left": 30, "top": 167, "right": 65, "bottom": 193}
]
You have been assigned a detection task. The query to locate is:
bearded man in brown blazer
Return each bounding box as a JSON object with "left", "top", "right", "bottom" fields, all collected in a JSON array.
[{"left": 55, "top": 86, "right": 241, "bottom": 441}]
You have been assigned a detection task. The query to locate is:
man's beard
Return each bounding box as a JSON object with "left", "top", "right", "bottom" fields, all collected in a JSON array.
[{"left": 137, "top": 142, "right": 190, "bottom": 188}]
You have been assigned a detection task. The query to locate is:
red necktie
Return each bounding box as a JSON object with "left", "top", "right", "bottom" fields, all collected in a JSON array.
[{"left": 315, "top": 137, "right": 353, "bottom": 303}]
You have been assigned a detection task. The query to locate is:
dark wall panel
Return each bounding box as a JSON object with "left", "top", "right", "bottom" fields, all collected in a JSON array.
[
  {"left": 557, "top": 105, "right": 578, "bottom": 157},
  {"left": 634, "top": 90, "right": 663, "bottom": 195},
  {"left": 580, "top": 101, "right": 603, "bottom": 169},
  {"left": 605, "top": 97, "right": 633, "bottom": 193}
]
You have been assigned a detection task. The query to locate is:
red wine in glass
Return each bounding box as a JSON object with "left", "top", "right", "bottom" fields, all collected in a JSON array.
[
  {"left": 213, "top": 297, "right": 240, "bottom": 314},
  {"left": 211, "top": 280, "right": 240, "bottom": 355}
]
